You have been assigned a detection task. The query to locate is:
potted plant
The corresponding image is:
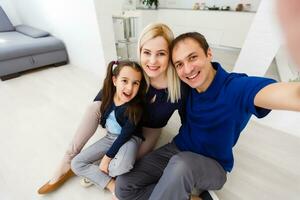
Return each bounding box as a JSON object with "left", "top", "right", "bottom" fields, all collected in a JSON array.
[{"left": 142, "top": 0, "right": 159, "bottom": 9}]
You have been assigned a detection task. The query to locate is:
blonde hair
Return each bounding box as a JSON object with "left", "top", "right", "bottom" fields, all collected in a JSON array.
[{"left": 137, "top": 23, "right": 181, "bottom": 103}]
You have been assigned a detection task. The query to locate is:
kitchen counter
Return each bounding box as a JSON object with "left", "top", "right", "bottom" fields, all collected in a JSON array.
[{"left": 136, "top": 7, "right": 256, "bottom": 13}]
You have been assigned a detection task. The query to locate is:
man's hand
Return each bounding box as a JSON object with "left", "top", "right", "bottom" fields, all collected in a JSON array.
[
  {"left": 99, "top": 155, "right": 112, "bottom": 174},
  {"left": 277, "top": 0, "right": 300, "bottom": 67}
]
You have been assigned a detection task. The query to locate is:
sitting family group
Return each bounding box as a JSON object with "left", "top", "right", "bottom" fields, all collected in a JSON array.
[{"left": 37, "top": 21, "right": 300, "bottom": 200}]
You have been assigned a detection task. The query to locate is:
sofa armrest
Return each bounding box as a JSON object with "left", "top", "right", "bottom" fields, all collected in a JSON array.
[{"left": 15, "top": 25, "right": 49, "bottom": 38}]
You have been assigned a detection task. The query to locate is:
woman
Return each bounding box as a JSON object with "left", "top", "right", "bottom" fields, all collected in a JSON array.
[{"left": 37, "top": 23, "right": 186, "bottom": 195}]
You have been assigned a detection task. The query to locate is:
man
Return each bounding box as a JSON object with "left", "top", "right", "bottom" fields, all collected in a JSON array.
[{"left": 115, "top": 32, "right": 300, "bottom": 200}]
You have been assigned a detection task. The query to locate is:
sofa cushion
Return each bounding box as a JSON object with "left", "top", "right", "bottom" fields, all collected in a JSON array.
[
  {"left": 16, "top": 25, "right": 49, "bottom": 38},
  {"left": 0, "top": 6, "right": 15, "bottom": 32},
  {"left": 0, "top": 32, "right": 66, "bottom": 61}
]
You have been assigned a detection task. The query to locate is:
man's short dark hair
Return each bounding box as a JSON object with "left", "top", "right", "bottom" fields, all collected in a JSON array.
[{"left": 170, "top": 32, "right": 210, "bottom": 64}]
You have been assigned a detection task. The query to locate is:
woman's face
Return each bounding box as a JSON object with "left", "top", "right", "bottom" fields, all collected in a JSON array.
[{"left": 140, "top": 36, "right": 169, "bottom": 80}]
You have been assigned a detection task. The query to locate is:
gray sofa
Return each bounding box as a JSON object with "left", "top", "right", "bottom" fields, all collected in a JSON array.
[{"left": 0, "top": 6, "right": 68, "bottom": 80}]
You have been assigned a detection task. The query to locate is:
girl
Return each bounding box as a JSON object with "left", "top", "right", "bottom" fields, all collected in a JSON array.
[
  {"left": 38, "top": 23, "right": 186, "bottom": 195},
  {"left": 71, "top": 60, "right": 146, "bottom": 195}
]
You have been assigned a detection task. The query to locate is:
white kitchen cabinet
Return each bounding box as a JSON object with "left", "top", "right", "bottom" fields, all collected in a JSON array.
[{"left": 130, "top": 9, "right": 255, "bottom": 48}]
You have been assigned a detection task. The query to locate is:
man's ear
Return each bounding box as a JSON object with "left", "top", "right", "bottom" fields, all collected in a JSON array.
[
  {"left": 207, "top": 48, "right": 213, "bottom": 61},
  {"left": 112, "top": 76, "right": 117, "bottom": 86}
]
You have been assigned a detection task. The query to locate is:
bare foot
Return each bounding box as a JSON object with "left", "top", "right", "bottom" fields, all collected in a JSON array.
[
  {"left": 190, "top": 194, "right": 202, "bottom": 200},
  {"left": 112, "top": 194, "right": 119, "bottom": 200},
  {"left": 106, "top": 179, "right": 119, "bottom": 200},
  {"left": 106, "top": 179, "right": 115, "bottom": 193}
]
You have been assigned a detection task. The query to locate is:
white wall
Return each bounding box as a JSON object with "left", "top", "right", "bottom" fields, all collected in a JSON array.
[
  {"left": 275, "top": 45, "right": 298, "bottom": 82},
  {"left": 233, "top": 0, "right": 300, "bottom": 137},
  {"left": 134, "top": 9, "right": 254, "bottom": 48},
  {"left": 94, "top": 1, "right": 118, "bottom": 66},
  {"left": 0, "top": 0, "right": 21, "bottom": 24},
  {"left": 234, "top": 0, "right": 282, "bottom": 76},
  {"left": 9, "top": 0, "right": 107, "bottom": 80},
  {"left": 1, "top": 0, "right": 125, "bottom": 80},
  {"left": 112, "top": 0, "right": 126, "bottom": 14}
]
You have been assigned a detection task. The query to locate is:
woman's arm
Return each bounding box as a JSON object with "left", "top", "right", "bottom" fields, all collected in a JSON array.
[{"left": 254, "top": 82, "right": 300, "bottom": 111}]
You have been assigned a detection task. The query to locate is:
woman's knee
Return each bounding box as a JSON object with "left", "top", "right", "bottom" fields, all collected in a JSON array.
[
  {"left": 86, "top": 101, "right": 101, "bottom": 120},
  {"left": 65, "top": 144, "right": 80, "bottom": 162}
]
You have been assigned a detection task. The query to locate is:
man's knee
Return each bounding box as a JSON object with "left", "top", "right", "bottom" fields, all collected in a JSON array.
[
  {"left": 167, "top": 153, "right": 194, "bottom": 177},
  {"left": 167, "top": 152, "right": 227, "bottom": 190}
]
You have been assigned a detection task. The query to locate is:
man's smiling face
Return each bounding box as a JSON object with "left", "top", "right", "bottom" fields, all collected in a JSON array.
[{"left": 172, "top": 38, "right": 214, "bottom": 92}]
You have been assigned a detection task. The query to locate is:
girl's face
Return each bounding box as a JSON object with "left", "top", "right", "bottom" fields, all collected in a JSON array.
[
  {"left": 113, "top": 66, "right": 142, "bottom": 105},
  {"left": 140, "top": 36, "right": 169, "bottom": 80}
]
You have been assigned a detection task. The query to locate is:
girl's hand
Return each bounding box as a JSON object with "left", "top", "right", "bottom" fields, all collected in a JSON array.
[{"left": 99, "top": 155, "right": 112, "bottom": 174}]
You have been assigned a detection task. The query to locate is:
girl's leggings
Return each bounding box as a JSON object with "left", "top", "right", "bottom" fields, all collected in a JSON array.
[{"left": 71, "top": 133, "right": 142, "bottom": 189}]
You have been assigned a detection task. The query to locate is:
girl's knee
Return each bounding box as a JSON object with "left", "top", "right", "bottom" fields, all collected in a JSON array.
[
  {"left": 109, "top": 162, "right": 133, "bottom": 177},
  {"left": 70, "top": 156, "right": 85, "bottom": 175}
]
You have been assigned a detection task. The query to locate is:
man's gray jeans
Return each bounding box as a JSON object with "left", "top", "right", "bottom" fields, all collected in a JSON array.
[{"left": 115, "top": 142, "right": 227, "bottom": 200}]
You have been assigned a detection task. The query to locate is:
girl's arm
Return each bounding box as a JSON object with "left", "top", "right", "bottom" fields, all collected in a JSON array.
[
  {"left": 254, "top": 82, "right": 300, "bottom": 111},
  {"left": 105, "top": 120, "right": 136, "bottom": 158},
  {"left": 101, "top": 120, "right": 136, "bottom": 174}
]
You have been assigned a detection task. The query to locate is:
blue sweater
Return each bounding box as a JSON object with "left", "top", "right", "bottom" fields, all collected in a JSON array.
[{"left": 173, "top": 62, "right": 276, "bottom": 172}]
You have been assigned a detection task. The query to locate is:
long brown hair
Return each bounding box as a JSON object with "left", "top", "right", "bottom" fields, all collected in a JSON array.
[{"left": 100, "top": 60, "right": 146, "bottom": 125}]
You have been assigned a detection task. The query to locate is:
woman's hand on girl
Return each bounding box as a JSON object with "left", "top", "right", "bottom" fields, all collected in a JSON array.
[{"left": 99, "top": 155, "right": 112, "bottom": 174}]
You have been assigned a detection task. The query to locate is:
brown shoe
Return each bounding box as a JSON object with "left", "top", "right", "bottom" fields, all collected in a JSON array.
[{"left": 37, "top": 169, "right": 75, "bottom": 194}]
